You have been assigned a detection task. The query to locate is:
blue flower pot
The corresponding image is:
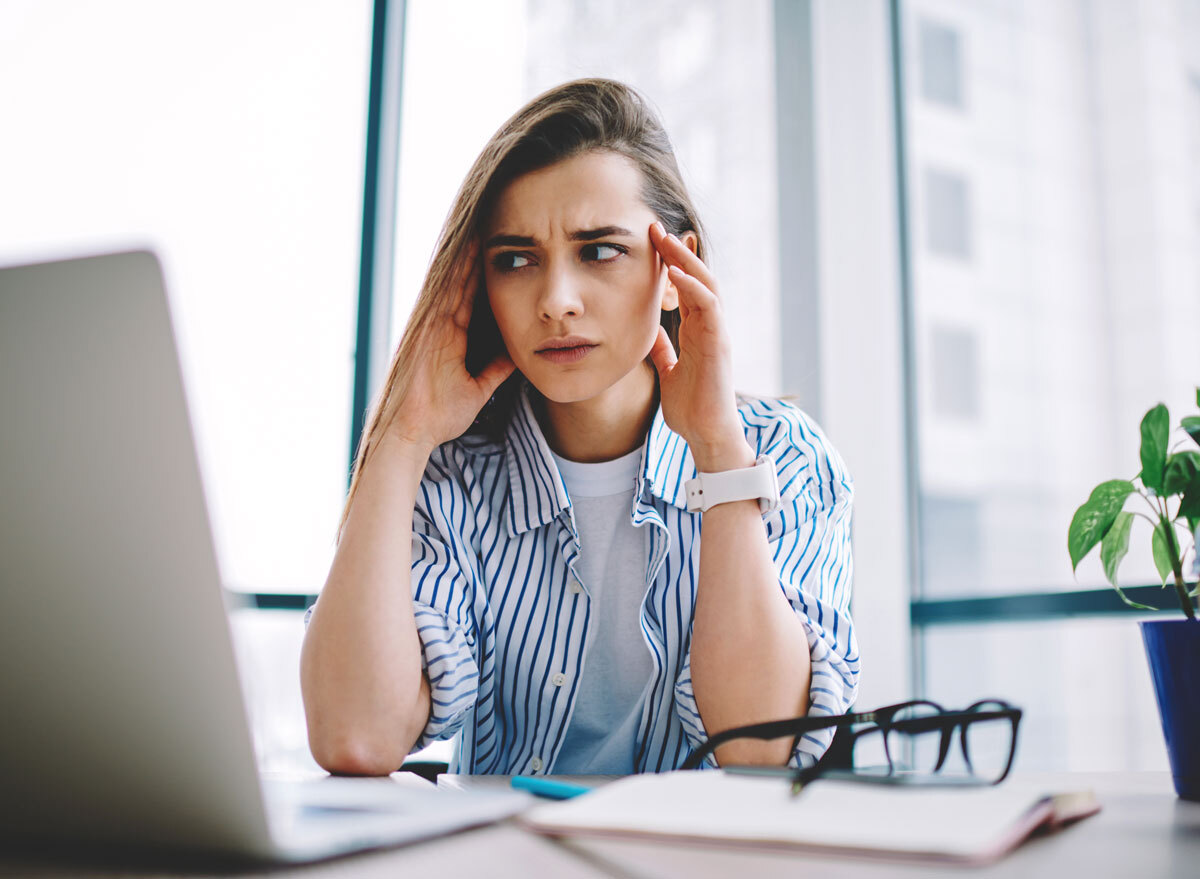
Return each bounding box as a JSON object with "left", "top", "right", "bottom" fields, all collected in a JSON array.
[{"left": 1139, "top": 618, "right": 1200, "bottom": 800}]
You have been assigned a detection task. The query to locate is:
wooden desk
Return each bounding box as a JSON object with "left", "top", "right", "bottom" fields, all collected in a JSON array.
[{"left": 2, "top": 772, "right": 1196, "bottom": 877}]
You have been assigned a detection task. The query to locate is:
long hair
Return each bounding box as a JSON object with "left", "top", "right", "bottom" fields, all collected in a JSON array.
[{"left": 337, "top": 78, "right": 708, "bottom": 543}]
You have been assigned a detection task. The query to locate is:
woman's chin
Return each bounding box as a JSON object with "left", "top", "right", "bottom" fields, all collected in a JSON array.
[
  {"left": 524, "top": 359, "right": 656, "bottom": 408},
  {"left": 525, "top": 372, "right": 603, "bottom": 405}
]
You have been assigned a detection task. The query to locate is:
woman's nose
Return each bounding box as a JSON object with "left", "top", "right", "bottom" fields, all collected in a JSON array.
[{"left": 536, "top": 263, "right": 584, "bottom": 321}]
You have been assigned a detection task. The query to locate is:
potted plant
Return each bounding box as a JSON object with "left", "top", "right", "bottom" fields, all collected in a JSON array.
[{"left": 1068, "top": 388, "right": 1200, "bottom": 800}]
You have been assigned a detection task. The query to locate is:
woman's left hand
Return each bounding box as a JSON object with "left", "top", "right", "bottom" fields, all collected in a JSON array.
[{"left": 647, "top": 222, "right": 755, "bottom": 473}]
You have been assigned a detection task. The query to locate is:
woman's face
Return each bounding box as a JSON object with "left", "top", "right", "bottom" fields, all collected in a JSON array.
[{"left": 482, "top": 150, "right": 683, "bottom": 405}]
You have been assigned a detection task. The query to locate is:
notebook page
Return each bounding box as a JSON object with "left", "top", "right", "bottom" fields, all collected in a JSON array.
[{"left": 524, "top": 770, "right": 1058, "bottom": 861}]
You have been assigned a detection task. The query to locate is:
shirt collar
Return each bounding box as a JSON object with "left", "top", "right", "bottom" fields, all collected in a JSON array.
[
  {"left": 639, "top": 394, "right": 696, "bottom": 512},
  {"left": 502, "top": 382, "right": 695, "bottom": 536}
]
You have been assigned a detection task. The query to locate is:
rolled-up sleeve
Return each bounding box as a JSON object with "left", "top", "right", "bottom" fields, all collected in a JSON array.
[
  {"left": 407, "top": 450, "right": 482, "bottom": 749},
  {"left": 673, "top": 400, "right": 860, "bottom": 769},
  {"left": 410, "top": 599, "right": 478, "bottom": 748}
]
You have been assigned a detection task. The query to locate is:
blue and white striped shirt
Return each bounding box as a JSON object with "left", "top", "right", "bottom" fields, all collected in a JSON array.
[{"left": 315, "top": 382, "right": 858, "bottom": 774}]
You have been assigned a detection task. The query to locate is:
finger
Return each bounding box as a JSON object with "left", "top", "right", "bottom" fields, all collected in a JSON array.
[
  {"left": 650, "top": 225, "right": 695, "bottom": 319},
  {"left": 675, "top": 277, "right": 691, "bottom": 320},
  {"left": 651, "top": 225, "right": 718, "bottom": 294},
  {"left": 668, "top": 265, "right": 718, "bottom": 312},
  {"left": 650, "top": 225, "right": 678, "bottom": 312},
  {"left": 647, "top": 325, "right": 678, "bottom": 379},
  {"left": 649, "top": 220, "right": 669, "bottom": 249},
  {"left": 474, "top": 353, "right": 516, "bottom": 397}
]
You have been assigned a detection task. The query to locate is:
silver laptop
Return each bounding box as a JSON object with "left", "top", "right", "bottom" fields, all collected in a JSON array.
[{"left": 0, "top": 250, "right": 527, "bottom": 863}]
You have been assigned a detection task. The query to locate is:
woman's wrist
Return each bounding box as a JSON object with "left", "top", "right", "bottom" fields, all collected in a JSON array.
[
  {"left": 373, "top": 430, "right": 436, "bottom": 487},
  {"left": 691, "top": 435, "right": 756, "bottom": 473}
]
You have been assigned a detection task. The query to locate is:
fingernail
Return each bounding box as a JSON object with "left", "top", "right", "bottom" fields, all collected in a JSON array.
[
  {"left": 667, "top": 232, "right": 680, "bottom": 244},
  {"left": 668, "top": 264, "right": 683, "bottom": 277},
  {"left": 652, "top": 221, "right": 665, "bottom": 236}
]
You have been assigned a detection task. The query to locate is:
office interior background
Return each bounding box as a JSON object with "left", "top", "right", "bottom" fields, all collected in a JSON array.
[{"left": 2, "top": 0, "right": 1198, "bottom": 774}]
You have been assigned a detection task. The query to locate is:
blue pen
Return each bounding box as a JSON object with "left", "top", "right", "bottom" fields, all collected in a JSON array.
[{"left": 510, "top": 775, "right": 593, "bottom": 800}]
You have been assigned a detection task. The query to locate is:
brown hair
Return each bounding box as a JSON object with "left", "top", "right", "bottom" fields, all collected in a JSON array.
[{"left": 337, "top": 77, "right": 708, "bottom": 542}]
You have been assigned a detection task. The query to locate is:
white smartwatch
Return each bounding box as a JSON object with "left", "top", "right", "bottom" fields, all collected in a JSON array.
[{"left": 685, "top": 454, "right": 781, "bottom": 514}]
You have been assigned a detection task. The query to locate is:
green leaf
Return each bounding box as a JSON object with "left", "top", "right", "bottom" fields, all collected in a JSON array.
[
  {"left": 1163, "top": 451, "right": 1200, "bottom": 496},
  {"left": 1183, "top": 416, "right": 1200, "bottom": 448},
  {"left": 1152, "top": 525, "right": 1172, "bottom": 585},
  {"left": 1196, "top": 387, "right": 1199, "bottom": 409},
  {"left": 1139, "top": 404, "right": 1169, "bottom": 493},
  {"left": 1099, "top": 512, "right": 1134, "bottom": 587},
  {"left": 1180, "top": 483, "right": 1200, "bottom": 520},
  {"left": 1068, "top": 480, "right": 1136, "bottom": 571}
]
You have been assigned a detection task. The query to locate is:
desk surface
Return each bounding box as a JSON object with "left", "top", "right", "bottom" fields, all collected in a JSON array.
[{"left": 3, "top": 771, "right": 1196, "bottom": 878}]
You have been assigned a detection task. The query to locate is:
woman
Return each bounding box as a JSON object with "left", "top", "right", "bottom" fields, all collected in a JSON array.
[{"left": 300, "top": 78, "right": 858, "bottom": 776}]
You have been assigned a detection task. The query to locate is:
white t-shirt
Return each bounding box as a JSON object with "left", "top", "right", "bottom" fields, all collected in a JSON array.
[{"left": 550, "top": 443, "right": 654, "bottom": 774}]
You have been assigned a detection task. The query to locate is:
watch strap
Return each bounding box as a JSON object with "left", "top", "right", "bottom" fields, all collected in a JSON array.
[{"left": 685, "top": 454, "right": 781, "bottom": 514}]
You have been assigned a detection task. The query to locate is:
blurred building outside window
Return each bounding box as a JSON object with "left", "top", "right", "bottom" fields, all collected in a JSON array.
[
  {"left": 923, "top": 166, "right": 973, "bottom": 258},
  {"left": 902, "top": 0, "right": 1200, "bottom": 770},
  {"left": 918, "top": 16, "right": 965, "bottom": 109},
  {"left": 930, "top": 325, "right": 981, "bottom": 419}
]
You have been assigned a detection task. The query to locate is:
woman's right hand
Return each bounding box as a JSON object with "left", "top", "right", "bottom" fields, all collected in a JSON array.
[{"left": 385, "top": 241, "right": 516, "bottom": 452}]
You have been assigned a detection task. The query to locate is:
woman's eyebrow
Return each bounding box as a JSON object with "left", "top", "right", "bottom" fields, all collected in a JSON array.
[
  {"left": 569, "top": 225, "right": 634, "bottom": 241},
  {"left": 483, "top": 225, "right": 635, "bottom": 249}
]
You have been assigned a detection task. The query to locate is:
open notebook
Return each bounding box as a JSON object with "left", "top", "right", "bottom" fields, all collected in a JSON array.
[{"left": 522, "top": 770, "right": 1100, "bottom": 866}]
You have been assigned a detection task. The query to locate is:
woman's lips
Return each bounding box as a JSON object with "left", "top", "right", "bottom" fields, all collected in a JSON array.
[{"left": 535, "top": 344, "right": 597, "bottom": 364}]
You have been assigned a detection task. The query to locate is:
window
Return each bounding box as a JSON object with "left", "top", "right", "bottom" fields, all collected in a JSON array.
[
  {"left": 0, "top": 2, "right": 371, "bottom": 597},
  {"left": 1191, "top": 72, "right": 1200, "bottom": 151},
  {"left": 900, "top": 0, "right": 1200, "bottom": 773},
  {"left": 930, "top": 326, "right": 980, "bottom": 419},
  {"left": 14, "top": 0, "right": 1188, "bottom": 779},
  {"left": 918, "top": 18, "right": 963, "bottom": 109},
  {"left": 1191, "top": 72, "right": 1200, "bottom": 199},
  {"left": 904, "top": 0, "right": 1200, "bottom": 597},
  {"left": 923, "top": 618, "right": 1167, "bottom": 772},
  {"left": 920, "top": 495, "right": 982, "bottom": 596},
  {"left": 0, "top": 1, "right": 373, "bottom": 773},
  {"left": 922, "top": 167, "right": 972, "bottom": 259}
]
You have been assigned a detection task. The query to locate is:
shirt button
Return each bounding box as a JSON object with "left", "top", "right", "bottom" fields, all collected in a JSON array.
[
  {"left": 531, "top": 757, "right": 544, "bottom": 772},
  {"left": 569, "top": 579, "right": 583, "bottom": 595},
  {"left": 551, "top": 672, "right": 566, "bottom": 687}
]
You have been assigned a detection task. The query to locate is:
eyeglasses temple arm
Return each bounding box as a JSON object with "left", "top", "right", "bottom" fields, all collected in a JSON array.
[{"left": 681, "top": 712, "right": 873, "bottom": 771}]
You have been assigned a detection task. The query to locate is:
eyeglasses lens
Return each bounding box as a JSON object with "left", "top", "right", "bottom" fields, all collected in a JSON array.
[
  {"left": 961, "top": 708, "right": 1013, "bottom": 783},
  {"left": 884, "top": 702, "right": 947, "bottom": 775},
  {"left": 850, "top": 723, "right": 889, "bottom": 769}
]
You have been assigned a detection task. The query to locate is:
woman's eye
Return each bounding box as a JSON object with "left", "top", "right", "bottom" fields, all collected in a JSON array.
[
  {"left": 582, "top": 243, "right": 626, "bottom": 263},
  {"left": 492, "top": 252, "right": 533, "bottom": 272}
]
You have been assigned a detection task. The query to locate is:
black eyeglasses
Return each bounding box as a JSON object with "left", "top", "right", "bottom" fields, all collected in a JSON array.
[{"left": 682, "top": 699, "right": 1023, "bottom": 793}]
